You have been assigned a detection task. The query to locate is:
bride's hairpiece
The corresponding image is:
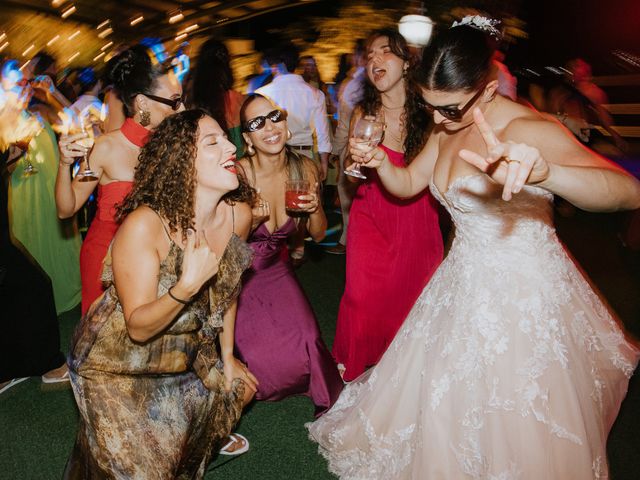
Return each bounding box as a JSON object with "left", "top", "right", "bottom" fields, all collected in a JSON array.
[{"left": 451, "top": 15, "right": 501, "bottom": 38}]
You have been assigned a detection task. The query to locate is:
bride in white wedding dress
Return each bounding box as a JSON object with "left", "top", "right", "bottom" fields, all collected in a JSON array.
[{"left": 307, "top": 18, "right": 640, "bottom": 480}]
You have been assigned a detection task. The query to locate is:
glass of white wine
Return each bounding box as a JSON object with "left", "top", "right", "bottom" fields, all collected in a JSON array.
[
  {"left": 345, "top": 112, "right": 385, "bottom": 180},
  {"left": 76, "top": 122, "right": 98, "bottom": 182}
]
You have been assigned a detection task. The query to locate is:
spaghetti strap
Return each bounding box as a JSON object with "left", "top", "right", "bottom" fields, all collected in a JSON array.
[
  {"left": 148, "top": 207, "right": 173, "bottom": 244},
  {"left": 231, "top": 204, "right": 235, "bottom": 234}
]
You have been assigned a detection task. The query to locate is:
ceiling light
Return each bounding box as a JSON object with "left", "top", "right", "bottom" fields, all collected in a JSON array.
[
  {"left": 185, "top": 24, "right": 199, "bottom": 33},
  {"left": 68, "top": 52, "right": 80, "bottom": 63},
  {"left": 61, "top": 5, "right": 76, "bottom": 19},
  {"left": 68, "top": 30, "right": 80, "bottom": 41},
  {"left": 130, "top": 15, "right": 144, "bottom": 26},
  {"left": 0, "top": 42, "right": 9, "bottom": 53},
  {"left": 22, "top": 44, "right": 35, "bottom": 57},
  {"left": 97, "top": 20, "right": 110, "bottom": 30},
  {"left": 101, "top": 41, "right": 113, "bottom": 51},
  {"left": 93, "top": 52, "right": 105, "bottom": 62},
  {"left": 47, "top": 35, "right": 60, "bottom": 46}
]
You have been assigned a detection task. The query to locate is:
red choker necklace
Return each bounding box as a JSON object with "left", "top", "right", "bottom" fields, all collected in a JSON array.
[{"left": 121, "top": 118, "right": 150, "bottom": 147}]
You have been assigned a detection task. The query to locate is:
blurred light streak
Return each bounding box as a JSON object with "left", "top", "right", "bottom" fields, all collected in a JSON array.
[
  {"left": 131, "top": 16, "right": 144, "bottom": 26},
  {"left": 169, "top": 12, "right": 184, "bottom": 24},
  {"left": 68, "top": 30, "right": 80, "bottom": 41},
  {"left": 93, "top": 52, "right": 105, "bottom": 62},
  {"left": 101, "top": 41, "right": 113, "bottom": 51},
  {"left": 61, "top": 5, "right": 76, "bottom": 19},
  {"left": 0, "top": 42, "right": 9, "bottom": 53},
  {"left": 47, "top": 35, "right": 60, "bottom": 46},
  {"left": 22, "top": 45, "right": 35, "bottom": 57},
  {"left": 175, "top": 33, "right": 187, "bottom": 42},
  {"left": 97, "top": 20, "right": 110, "bottom": 30},
  {"left": 68, "top": 52, "right": 80, "bottom": 63},
  {"left": 98, "top": 28, "right": 113, "bottom": 38}
]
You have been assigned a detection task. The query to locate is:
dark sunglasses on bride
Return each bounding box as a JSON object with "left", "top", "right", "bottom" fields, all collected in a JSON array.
[
  {"left": 243, "top": 109, "right": 287, "bottom": 132},
  {"left": 421, "top": 86, "right": 486, "bottom": 122}
]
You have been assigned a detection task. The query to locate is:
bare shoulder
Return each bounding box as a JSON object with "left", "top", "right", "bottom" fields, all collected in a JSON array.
[
  {"left": 113, "top": 205, "right": 164, "bottom": 254},
  {"left": 502, "top": 109, "right": 569, "bottom": 145},
  {"left": 92, "top": 130, "right": 128, "bottom": 161}
]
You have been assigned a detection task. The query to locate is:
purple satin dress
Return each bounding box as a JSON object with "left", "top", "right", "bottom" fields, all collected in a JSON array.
[{"left": 235, "top": 218, "right": 344, "bottom": 416}]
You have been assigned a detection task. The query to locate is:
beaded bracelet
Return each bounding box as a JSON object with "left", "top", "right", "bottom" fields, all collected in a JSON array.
[{"left": 168, "top": 287, "right": 190, "bottom": 305}]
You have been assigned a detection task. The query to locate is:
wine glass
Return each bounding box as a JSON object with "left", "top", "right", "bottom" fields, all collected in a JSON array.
[
  {"left": 16, "top": 137, "right": 38, "bottom": 178},
  {"left": 76, "top": 122, "right": 98, "bottom": 182},
  {"left": 345, "top": 112, "right": 385, "bottom": 180}
]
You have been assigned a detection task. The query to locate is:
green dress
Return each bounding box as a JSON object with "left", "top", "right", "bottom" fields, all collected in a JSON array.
[
  {"left": 65, "top": 231, "right": 253, "bottom": 479},
  {"left": 9, "top": 122, "right": 82, "bottom": 314}
]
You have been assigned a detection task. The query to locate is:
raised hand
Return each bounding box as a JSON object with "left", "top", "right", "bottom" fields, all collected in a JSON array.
[
  {"left": 348, "top": 138, "right": 387, "bottom": 170},
  {"left": 458, "top": 108, "right": 550, "bottom": 201},
  {"left": 58, "top": 133, "right": 91, "bottom": 165},
  {"left": 251, "top": 189, "right": 271, "bottom": 230},
  {"left": 177, "top": 229, "right": 220, "bottom": 295}
]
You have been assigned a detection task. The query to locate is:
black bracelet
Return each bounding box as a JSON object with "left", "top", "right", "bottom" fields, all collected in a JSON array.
[{"left": 168, "top": 287, "right": 190, "bottom": 305}]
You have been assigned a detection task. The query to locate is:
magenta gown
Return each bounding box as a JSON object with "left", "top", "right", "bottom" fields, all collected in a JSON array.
[
  {"left": 332, "top": 145, "right": 444, "bottom": 381},
  {"left": 234, "top": 218, "right": 344, "bottom": 416}
]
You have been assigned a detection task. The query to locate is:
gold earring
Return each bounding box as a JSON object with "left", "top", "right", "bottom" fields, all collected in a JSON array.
[
  {"left": 246, "top": 144, "right": 255, "bottom": 155},
  {"left": 287, "top": 129, "right": 292, "bottom": 140},
  {"left": 139, "top": 109, "right": 151, "bottom": 127}
]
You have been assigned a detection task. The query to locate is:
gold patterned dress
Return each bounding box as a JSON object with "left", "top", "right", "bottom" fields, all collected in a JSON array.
[{"left": 64, "top": 232, "right": 253, "bottom": 480}]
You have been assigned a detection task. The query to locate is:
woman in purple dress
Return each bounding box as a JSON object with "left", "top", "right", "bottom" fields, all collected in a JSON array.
[{"left": 235, "top": 94, "right": 343, "bottom": 416}]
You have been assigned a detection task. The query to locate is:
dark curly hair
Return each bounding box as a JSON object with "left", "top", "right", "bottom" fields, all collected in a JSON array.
[
  {"left": 117, "top": 109, "right": 255, "bottom": 238},
  {"left": 358, "top": 29, "right": 430, "bottom": 164}
]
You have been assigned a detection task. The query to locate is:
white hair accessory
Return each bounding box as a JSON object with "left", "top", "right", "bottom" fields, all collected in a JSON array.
[{"left": 451, "top": 15, "right": 501, "bottom": 38}]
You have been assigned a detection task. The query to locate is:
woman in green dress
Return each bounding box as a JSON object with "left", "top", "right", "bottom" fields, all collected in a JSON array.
[
  {"left": 9, "top": 120, "right": 82, "bottom": 314},
  {"left": 65, "top": 109, "right": 258, "bottom": 479}
]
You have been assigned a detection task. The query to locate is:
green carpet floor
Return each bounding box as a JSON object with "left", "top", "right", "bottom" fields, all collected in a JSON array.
[{"left": 1, "top": 208, "right": 639, "bottom": 479}]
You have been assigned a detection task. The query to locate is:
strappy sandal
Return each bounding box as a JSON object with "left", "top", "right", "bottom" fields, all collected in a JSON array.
[{"left": 219, "top": 433, "right": 250, "bottom": 456}]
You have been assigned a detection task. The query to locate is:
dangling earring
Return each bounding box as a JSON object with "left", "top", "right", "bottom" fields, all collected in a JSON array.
[
  {"left": 286, "top": 129, "right": 292, "bottom": 140},
  {"left": 139, "top": 109, "right": 151, "bottom": 127},
  {"left": 246, "top": 144, "right": 255, "bottom": 156}
]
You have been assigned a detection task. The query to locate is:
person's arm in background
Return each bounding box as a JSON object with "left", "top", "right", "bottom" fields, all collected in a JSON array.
[{"left": 312, "top": 90, "right": 332, "bottom": 182}]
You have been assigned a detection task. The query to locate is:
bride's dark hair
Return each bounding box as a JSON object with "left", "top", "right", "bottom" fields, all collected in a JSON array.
[
  {"left": 357, "top": 29, "right": 429, "bottom": 164},
  {"left": 417, "top": 24, "right": 498, "bottom": 92}
]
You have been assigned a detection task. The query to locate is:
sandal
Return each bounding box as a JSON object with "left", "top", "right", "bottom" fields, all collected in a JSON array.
[
  {"left": 41, "top": 364, "right": 70, "bottom": 384},
  {"left": 0, "top": 377, "right": 29, "bottom": 395},
  {"left": 219, "top": 433, "right": 249, "bottom": 456}
]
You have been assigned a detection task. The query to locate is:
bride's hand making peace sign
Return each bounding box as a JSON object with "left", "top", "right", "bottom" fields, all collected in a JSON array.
[{"left": 458, "top": 108, "right": 550, "bottom": 201}]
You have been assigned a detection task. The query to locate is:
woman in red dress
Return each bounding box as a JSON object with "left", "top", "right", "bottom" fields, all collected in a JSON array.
[
  {"left": 56, "top": 45, "right": 184, "bottom": 314},
  {"left": 332, "top": 29, "right": 444, "bottom": 381}
]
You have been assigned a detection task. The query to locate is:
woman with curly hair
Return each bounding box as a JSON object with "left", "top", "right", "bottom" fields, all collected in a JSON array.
[
  {"left": 57, "top": 44, "right": 184, "bottom": 315},
  {"left": 64, "top": 109, "right": 258, "bottom": 478},
  {"left": 332, "top": 29, "right": 444, "bottom": 381},
  {"left": 233, "top": 94, "right": 343, "bottom": 416}
]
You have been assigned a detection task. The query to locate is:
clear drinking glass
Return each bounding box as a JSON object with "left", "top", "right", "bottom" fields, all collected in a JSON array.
[
  {"left": 76, "top": 123, "right": 98, "bottom": 182},
  {"left": 285, "top": 179, "right": 311, "bottom": 212},
  {"left": 345, "top": 113, "right": 385, "bottom": 180}
]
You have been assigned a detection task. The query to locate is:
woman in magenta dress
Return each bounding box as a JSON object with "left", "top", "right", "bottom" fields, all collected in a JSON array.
[
  {"left": 235, "top": 94, "right": 343, "bottom": 416},
  {"left": 56, "top": 45, "right": 184, "bottom": 314},
  {"left": 333, "top": 29, "right": 444, "bottom": 381}
]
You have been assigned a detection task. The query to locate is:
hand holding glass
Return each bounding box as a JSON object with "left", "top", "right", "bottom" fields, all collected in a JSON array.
[
  {"left": 346, "top": 114, "right": 385, "bottom": 180},
  {"left": 285, "top": 180, "right": 311, "bottom": 212}
]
